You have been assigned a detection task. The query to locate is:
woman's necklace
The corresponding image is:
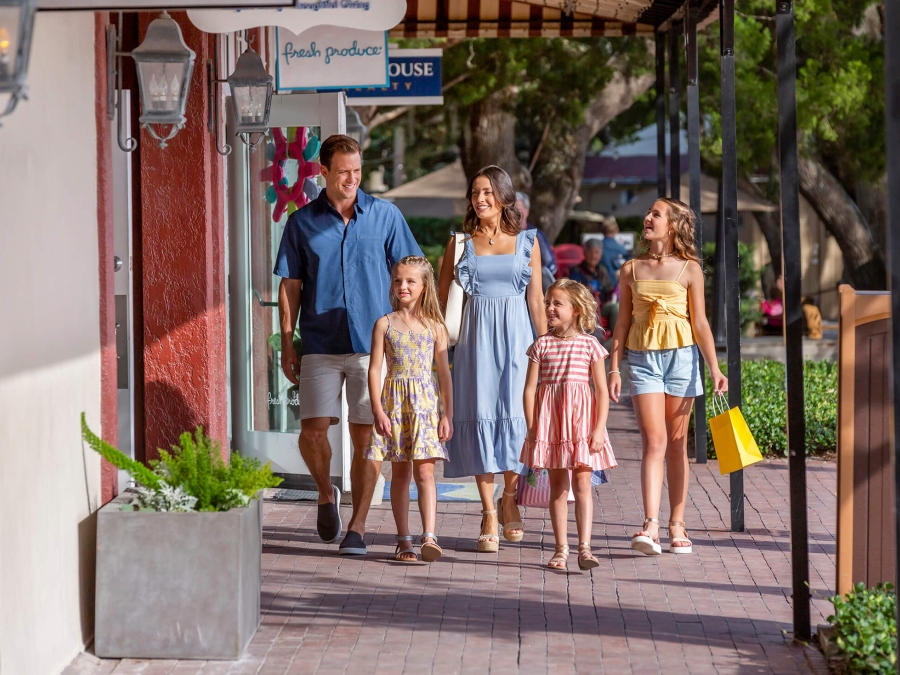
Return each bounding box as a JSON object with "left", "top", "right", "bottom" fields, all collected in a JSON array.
[
  {"left": 479, "top": 226, "right": 501, "bottom": 245},
  {"left": 648, "top": 250, "right": 675, "bottom": 261}
]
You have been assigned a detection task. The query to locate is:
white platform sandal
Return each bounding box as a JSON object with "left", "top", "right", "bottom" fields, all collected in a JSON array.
[
  {"left": 668, "top": 521, "right": 694, "bottom": 555},
  {"left": 630, "top": 517, "right": 662, "bottom": 556}
]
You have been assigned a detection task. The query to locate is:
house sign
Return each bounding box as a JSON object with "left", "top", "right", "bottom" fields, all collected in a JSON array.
[
  {"left": 275, "top": 26, "right": 388, "bottom": 91},
  {"left": 346, "top": 48, "right": 443, "bottom": 106}
]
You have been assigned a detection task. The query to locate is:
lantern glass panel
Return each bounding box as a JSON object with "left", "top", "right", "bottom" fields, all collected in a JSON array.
[
  {"left": 232, "top": 83, "right": 269, "bottom": 126},
  {"left": 137, "top": 60, "right": 188, "bottom": 115},
  {"left": 0, "top": 6, "right": 22, "bottom": 81}
]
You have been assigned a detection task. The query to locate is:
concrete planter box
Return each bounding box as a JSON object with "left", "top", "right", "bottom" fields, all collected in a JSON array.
[{"left": 94, "top": 492, "right": 262, "bottom": 659}]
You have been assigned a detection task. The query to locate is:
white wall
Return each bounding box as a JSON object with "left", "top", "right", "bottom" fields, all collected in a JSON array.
[{"left": 0, "top": 12, "right": 101, "bottom": 675}]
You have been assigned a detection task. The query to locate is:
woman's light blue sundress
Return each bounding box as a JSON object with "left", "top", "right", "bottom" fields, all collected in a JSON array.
[{"left": 444, "top": 229, "right": 536, "bottom": 478}]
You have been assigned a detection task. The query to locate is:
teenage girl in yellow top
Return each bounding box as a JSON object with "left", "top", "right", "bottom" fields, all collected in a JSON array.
[{"left": 608, "top": 198, "right": 728, "bottom": 556}]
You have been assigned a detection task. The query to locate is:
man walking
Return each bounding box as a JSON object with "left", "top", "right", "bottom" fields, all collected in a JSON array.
[{"left": 274, "top": 134, "right": 422, "bottom": 555}]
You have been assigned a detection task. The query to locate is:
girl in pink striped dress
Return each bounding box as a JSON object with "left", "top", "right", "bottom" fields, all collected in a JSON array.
[{"left": 521, "top": 279, "right": 616, "bottom": 571}]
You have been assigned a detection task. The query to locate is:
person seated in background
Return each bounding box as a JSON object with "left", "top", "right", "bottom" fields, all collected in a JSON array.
[
  {"left": 599, "top": 217, "right": 630, "bottom": 280},
  {"left": 759, "top": 274, "right": 784, "bottom": 336},
  {"left": 802, "top": 296, "right": 823, "bottom": 340},
  {"left": 568, "top": 239, "right": 618, "bottom": 338},
  {"left": 516, "top": 191, "right": 557, "bottom": 292}
]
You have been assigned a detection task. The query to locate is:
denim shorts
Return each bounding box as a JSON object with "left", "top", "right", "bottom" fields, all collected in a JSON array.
[{"left": 626, "top": 345, "right": 703, "bottom": 398}]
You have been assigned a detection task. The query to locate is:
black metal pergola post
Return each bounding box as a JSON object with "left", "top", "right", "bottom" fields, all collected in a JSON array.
[
  {"left": 885, "top": 0, "right": 900, "bottom": 669},
  {"left": 669, "top": 22, "right": 682, "bottom": 201},
  {"left": 775, "top": 0, "right": 810, "bottom": 641},
  {"left": 719, "top": 0, "right": 744, "bottom": 532},
  {"left": 656, "top": 30, "right": 668, "bottom": 197},
  {"left": 686, "top": 0, "right": 707, "bottom": 463}
]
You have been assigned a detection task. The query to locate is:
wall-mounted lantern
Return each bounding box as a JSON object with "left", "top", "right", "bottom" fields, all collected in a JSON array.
[
  {"left": 208, "top": 41, "right": 273, "bottom": 156},
  {"left": 0, "top": 0, "right": 37, "bottom": 121},
  {"left": 108, "top": 11, "right": 196, "bottom": 151}
]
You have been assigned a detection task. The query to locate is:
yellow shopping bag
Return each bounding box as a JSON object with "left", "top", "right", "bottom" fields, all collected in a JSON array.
[{"left": 709, "top": 394, "right": 763, "bottom": 475}]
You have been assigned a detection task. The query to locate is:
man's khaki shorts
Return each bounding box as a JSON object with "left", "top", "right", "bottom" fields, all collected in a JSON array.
[{"left": 298, "top": 353, "right": 374, "bottom": 425}]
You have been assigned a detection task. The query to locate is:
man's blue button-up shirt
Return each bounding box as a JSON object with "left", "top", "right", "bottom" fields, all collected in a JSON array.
[{"left": 273, "top": 188, "right": 423, "bottom": 356}]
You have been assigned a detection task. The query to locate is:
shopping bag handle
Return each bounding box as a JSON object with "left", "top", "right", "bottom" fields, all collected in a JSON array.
[{"left": 711, "top": 392, "right": 728, "bottom": 416}]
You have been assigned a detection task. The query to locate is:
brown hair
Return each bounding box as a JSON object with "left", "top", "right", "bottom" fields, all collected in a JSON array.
[
  {"left": 461, "top": 166, "right": 522, "bottom": 237},
  {"left": 546, "top": 279, "right": 598, "bottom": 335},
  {"left": 644, "top": 198, "right": 702, "bottom": 265},
  {"left": 319, "top": 134, "right": 362, "bottom": 170},
  {"left": 390, "top": 256, "right": 447, "bottom": 339}
]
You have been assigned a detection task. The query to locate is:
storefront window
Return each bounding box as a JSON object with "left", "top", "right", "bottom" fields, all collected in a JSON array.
[{"left": 247, "top": 126, "right": 322, "bottom": 433}]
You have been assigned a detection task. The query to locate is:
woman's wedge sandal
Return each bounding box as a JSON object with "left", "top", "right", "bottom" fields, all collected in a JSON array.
[
  {"left": 477, "top": 509, "right": 500, "bottom": 553},
  {"left": 420, "top": 533, "right": 442, "bottom": 563},
  {"left": 577, "top": 543, "right": 600, "bottom": 570},
  {"left": 547, "top": 544, "right": 569, "bottom": 570},
  {"left": 630, "top": 517, "right": 662, "bottom": 556},
  {"left": 394, "top": 534, "right": 418, "bottom": 562},
  {"left": 497, "top": 490, "right": 525, "bottom": 543},
  {"left": 668, "top": 521, "right": 693, "bottom": 554}
]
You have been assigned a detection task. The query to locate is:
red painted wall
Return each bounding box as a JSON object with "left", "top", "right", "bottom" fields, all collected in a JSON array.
[
  {"left": 95, "top": 12, "right": 118, "bottom": 503},
  {"left": 138, "top": 12, "right": 228, "bottom": 460}
]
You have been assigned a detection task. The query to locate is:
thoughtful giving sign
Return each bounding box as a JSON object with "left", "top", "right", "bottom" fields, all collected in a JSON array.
[{"left": 276, "top": 26, "right": 388, "bottom": 91}]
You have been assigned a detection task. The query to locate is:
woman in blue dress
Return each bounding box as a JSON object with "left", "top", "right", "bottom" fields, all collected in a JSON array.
[{"left": 438, "top": 166, "right": 547, "bottom": 552}]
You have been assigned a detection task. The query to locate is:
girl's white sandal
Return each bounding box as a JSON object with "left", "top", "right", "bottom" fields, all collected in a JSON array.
[
  {"left": 668, "top": 521, "right": 694, "bottom": 554},
  {"left": 630, "top": 517, "right": 662, "bottom": 556}
]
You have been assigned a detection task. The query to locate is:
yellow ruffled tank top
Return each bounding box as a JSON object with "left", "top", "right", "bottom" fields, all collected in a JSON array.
[{"left": 626, "top": 260, "right": 696, "bottom": 351}]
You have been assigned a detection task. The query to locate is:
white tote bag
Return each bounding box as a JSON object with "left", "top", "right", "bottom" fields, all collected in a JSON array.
[{"left": 445, "top": 232, "right": 466, "bottom": 346}]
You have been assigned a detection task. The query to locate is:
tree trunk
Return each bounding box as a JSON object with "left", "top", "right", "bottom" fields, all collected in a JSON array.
[
  {"left": 458, "top": 85, "right": 531, "bottom": 190},
  {"left": 529, "top": 71, "right": 656, "bottom": 243},
  {"left": 855, "top": 174, "right": 888, "bottom": 256},
  {"left": 798, "top": 156, "right": 886, "bottom": 290}
]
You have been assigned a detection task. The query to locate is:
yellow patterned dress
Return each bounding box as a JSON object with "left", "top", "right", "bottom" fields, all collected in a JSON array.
[{"left": 364, "top": 318, "right": 449, "bottom": 462}]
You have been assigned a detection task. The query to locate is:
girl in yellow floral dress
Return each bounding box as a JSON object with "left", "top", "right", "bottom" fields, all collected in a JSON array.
[{"left": 365, "top": 256, "right": 453, "bottom": 563}]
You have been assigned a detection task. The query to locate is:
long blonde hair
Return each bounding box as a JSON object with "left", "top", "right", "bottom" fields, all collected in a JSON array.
[
  {"left": 389, "top": 256, "right": 447, "bottom": 337},
  {"left": 643, "top": 197, "right": 702, "bottom": 265},
  {"left": 546, "top": 279, "right": 598, "bottom": 335}
]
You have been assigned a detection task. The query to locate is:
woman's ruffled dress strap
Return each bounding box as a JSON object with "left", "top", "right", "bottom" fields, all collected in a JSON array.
[{"left": 454, "top": 232, "right": 475, "bottom": 294}]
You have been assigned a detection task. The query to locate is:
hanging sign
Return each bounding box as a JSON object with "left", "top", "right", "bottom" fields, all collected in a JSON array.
[
  {"left": 346, "top": 49, "right": 443, "bottom": 106},
  {"left": 275, "top": 26, "right": 388, "bottom": 91},
  {"left": 187, "top": 0, "right": 407, "bottom": 34}
]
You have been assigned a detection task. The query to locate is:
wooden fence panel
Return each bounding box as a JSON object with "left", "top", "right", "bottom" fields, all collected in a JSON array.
[{"left": 837, "top": 286, "right": 894, "bottom": 596}]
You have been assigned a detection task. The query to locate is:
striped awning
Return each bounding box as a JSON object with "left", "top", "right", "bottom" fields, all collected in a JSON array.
[{"left": 389, "top": 0, "right": 683, "bottom": 38}]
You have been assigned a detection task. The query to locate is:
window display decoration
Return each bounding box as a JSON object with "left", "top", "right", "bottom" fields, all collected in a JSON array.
[{"left": 259, "top": 126, "right": 321, "bottom": 222}]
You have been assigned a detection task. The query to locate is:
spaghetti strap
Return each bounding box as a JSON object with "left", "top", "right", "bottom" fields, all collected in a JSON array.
[
  {"left": 676, "top": 260, "right": 690, "bottom": 281},
  {"left": 631, "top": 260, "right": 638, "bottom": 281},
  {"left": 386, "top": 313, "right": 393, "bottom": 328}
]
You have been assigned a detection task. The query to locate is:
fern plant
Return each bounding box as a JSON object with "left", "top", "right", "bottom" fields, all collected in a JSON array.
[
  {"left": 81, "top": 414, "right": 282, "bottom": 512},
  {"left": 153, "top": 428, "right": 283, "bottom": 511}
]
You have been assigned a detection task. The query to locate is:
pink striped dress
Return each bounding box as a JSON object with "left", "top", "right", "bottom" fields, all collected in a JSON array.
[{"left": 520, "top": 333, "right": 617, "bottom": 471}]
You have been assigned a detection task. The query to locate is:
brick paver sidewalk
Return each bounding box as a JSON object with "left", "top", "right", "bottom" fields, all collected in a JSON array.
[{"left": 66, "top": 401, "right": 833, "bottom": 674}]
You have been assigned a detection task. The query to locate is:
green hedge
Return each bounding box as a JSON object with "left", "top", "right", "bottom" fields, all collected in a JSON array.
[
  {"left": 828, "top": 582, "right": 897, "bottom": 674},
  {"left": 700, "top": 358, "right": 837, "bottom": 457}
]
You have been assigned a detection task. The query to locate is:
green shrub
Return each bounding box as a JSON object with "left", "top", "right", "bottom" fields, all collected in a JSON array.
[
  {"left": 153, "top": 428, "right": 283, "bottom": 511},
  {"left": 827, "top": 582, "right": 897, "bottom": 674},
  {"left": 700, "top": 358, "right": 837, "bottom": 457},
  {"left": 81, "top": 414, "right": 282, "bottom": 512}
]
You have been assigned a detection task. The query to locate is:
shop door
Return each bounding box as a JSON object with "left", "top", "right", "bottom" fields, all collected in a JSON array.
[{"left": 227, "top": 92, "right": 352, "bottom": 490}]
